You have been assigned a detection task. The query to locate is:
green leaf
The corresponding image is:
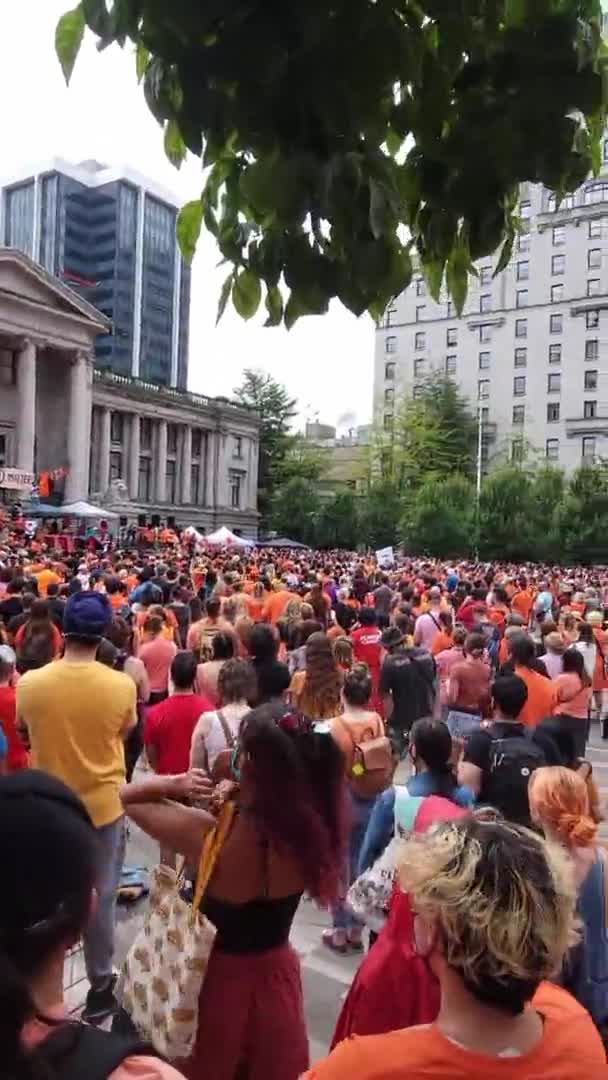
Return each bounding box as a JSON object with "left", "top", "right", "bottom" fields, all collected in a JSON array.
[
  {"left": 55, "top": 7, "right": 85, "bottom": 84},
  {"left": 265, "top": 285, "right": 283, "bottom": 327},
  {"left": 233, "top": 269, "right": 261, "bottom": 320},
  {"left": 369, "top": 178, "right": 390, "bottom": 240},
  {"left": 421, "top": 256, "right": 445, "bottom": 303},
  {"left": 504, "top": 0, "right": 527, "bottom": 27},
  {"left": 284, "top": 292, "right": 310, "bottom": 331},
  {"left": 446, "top": 236, "right": 470, "bottom": 316},
  {"left": 216, "top": 273, "right": 234, "bottom": 325},
  {"left": 176, "top": 199, "right": 203, "bottom": 264},
  {"left": 493, "top": 232, "right": 515, "bottom": 278},
  {"left": 136, "top": 42, "right": 150, "bottom": 84},
  {"left": 164, "top": 119, "right": 187, "bottom": 169},
  {"left": 386, "top": 128, "right": 402, "bottom": 157},
  {"left": 82, "top": 0, "right": 111, "bottom": 37}
]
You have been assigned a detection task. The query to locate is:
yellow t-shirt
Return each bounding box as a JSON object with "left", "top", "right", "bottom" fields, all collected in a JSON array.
[{"left": 17, "top": 660, "right": 137, "bottom": 827}]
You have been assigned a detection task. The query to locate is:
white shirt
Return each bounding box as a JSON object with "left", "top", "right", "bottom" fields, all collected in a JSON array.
[{"left": 190, "top": 701, "right": 250, "bottom": 770}]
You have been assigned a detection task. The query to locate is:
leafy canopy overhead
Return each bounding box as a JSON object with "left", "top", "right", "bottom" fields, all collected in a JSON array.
[{"left": 57, "top": 1, "right": 607, "bottom": 327}]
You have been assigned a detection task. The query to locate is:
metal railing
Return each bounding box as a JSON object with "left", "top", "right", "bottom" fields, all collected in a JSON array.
[{"left": 93, "top": 368, "right": 257, "bottom": 418}]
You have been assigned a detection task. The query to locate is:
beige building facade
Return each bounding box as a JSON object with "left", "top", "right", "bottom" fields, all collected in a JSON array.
[{"left": 0, "top": 249, "right": 260, "bottom": 535}]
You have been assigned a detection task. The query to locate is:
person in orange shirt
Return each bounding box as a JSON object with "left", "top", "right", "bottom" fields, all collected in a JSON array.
[
  {"left": 431, "top": 610, "right": 453, "bottom": 656},
  {"left": 305, "top": 817, "right": 606, "bottom": 1080},
  {"left": 508, "top": 634, "right": 555, "bottom": 727},
  {"left": 261, "top": 580, "right": 297, "bottom": 625},
  {"left": 35, "top": 560, "right": 61, "bottom": 599},
  {"left": 511, "top": 576, "right": 536, "bottom": 624}
]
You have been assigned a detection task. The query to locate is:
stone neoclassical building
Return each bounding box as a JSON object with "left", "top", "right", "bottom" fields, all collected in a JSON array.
[{"left": 0, "top": 248, "right": 260, "bottom": 535}]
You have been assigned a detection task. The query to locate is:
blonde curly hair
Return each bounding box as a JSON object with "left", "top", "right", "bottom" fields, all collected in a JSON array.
[{"left": 399, "top": 817, "right": 577, "bottom": 1014}]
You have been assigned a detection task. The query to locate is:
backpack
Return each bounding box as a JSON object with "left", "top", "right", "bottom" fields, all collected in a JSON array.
[
  {"left": 33, "top": 1022, "right": 159, "bottom": 1080},
  {"left": 487, "top": 731, "right": 546, "bottom": 824},
  {"left": 338, "top": 717, "right": 395, "bottom": 800},
  {"left": 563, "top": 850, "right": 608, "bottom": 1027},
  {"left": 209, "top": 708, "right": 236, "bottom": 783}
]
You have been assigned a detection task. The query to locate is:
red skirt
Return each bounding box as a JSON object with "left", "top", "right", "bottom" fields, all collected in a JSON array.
[{"left": 180, "top": 943, "right": 309, "bottom": 1080}]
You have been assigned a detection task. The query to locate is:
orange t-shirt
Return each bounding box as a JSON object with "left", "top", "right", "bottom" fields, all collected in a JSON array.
[
  {"left": 432, "top": 631, "right": 452, "bottom": 656},
  {"left": 35, "top": 569, "right": 61, "bottom": 597},
  {"left": 261, "top": 589, "right": 296, "bottom": 625},
  {"left": 511, "top": 589, "right": 535, "bottom": 622},
  {"left": 304, "top": 983, "right": 607, "bottom": 1079},
  {"left": 514, "top": 665, "right": 555, "bottom": 727}
]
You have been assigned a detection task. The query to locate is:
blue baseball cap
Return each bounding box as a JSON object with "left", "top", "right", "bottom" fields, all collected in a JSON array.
[{"left": 63, "top": 591, "right": 112, "bottom": 640}]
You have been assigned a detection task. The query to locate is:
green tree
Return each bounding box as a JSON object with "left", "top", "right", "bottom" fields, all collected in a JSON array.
[
  {"left": 478, "top": 465, "right": 534, "bottom": 561},
  {"left": 268, "top": 477, "right": 322, "bottom": 545},
  {"left": 358, "top": 479, "right": 403, "bottom": 550},
  {"left": 402, "top": 474, "right": 475, "bottom": 557},
  {"left": 58, "top": 2, "right": 606, "bottom": 328},
  {"left": 393, "top": 375, "right": 478, "bottom": 489},
  {"left": 233, "top": 369, "right": 297, "bottom": 525},
  {"left": 557, "top": 465, "right": 608, "bottom": 563},
  {"left": 315, "top": 492, "right": 360, "bottom": 549},
  {"left": 527, "top": 466, "right": 565, "bottom": 562}
]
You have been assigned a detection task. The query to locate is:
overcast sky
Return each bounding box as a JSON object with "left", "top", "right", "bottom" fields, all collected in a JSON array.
[{"left": 0, "top": 2, "right": 374, "bottom": 432}]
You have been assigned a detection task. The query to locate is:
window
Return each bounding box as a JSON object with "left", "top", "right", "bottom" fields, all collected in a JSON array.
[
  {"left": 513, "top": 376, "right": 526, "bottom": 396},
  {"left": 588, "top": 279, "right": 601, "bottom": 297},
  {"left": 447, "top": 327, "right": 458, "bottom": 346},
  {"left": 415, "top": 331, "right": 426, "bottom": 350},
  {"left": 478, "top": 379, "right": 490, "bottom": 400},
  {"left": 585, "top": 369, "right": 598, "bottom": 390},
  {"left": 138, "top": 456, "right": 152, "bottom": 502},
  {"left": 384, "top": 388, "right": 395, "bottom": 405},
  {"left": 480, "top": 266, "right": 492, "bottom": 285},
  {"left": 516, "top": 289, "right": 528, "bottom": 308},
  {"left": 480, "top": 293, "right": 492, "bottom": 313},
  {"left": 552, "top": 254, "right": 565, "bottom": 275},
  {"left": 167, "top": 424, "right": 178, "bottom": 455},
  {"left": 479, "top": 351, "right": 490, "bottom": 370},
  {"left": 584, "top": 400, "right": 597, "bottom": 419},
  {"left": 520, "top": 200, "right": 531, "bottom": 220},
  {"left": 110, "top": 412, "right": 123, "bottom": 444},
  {"left": 165, "top": 459, "right": 177, "bottom": 503},
  {"left": 445, "top": 355, "right": 457, "bottom": 375},
  {"left": 586, "top": 310, "right": 600, "bottom": 329},
  {"left": 550, "top": 313, "right": 563, "bottom": 334},
  {"left": 109, "top": 451, "right": 122, "bottom": 482},
  {"left": 229, "top": 471, "right": 242, "bottom": 509},
  {"left": 383, "top": 413, "right": 393, "bottom": 430},
  {"left": 515, "top": 318, "right": 527, "bottom": 338},
  {"left": 585, "top": 184, "right": 608, "bottom": 205},
  {"left": 546, "top": 439, "right": 559, "bottom": 462},
  {"left": 553, "top": 225, "right": 565, "bottom": 246},
  {"left": 549, "top": 343, "right": 562, "bottom": 364},
  {"left": 481, "top": 407, "right": 490, "bottom": 422},
  {"left": 190, "top": 463, "right": 200, "bottom": 501},
  {"left": 589, "top": 219, "right": 605, "bottom": 239},
  {"left": 547, "top": 402, "right": 560, "bottom": 422},
  {"left": 385, "top": 305, "right": 397, "bottom": 327},
  {"left": 511, "top": 439, "right": 524, "bottom": 464},
  {"left": 479, "top": 324, "right": 492, "bottom": 343},
  {"left": 517, "top": 232, "right": 530, "bottom": 252},
  {"left": 416, "top": 305, "right": 425, "bottom": 322},
  {"left": 588, "top": 248, "right": 602, "bottom": 270},
  {"left": 412, "top": 385, "right": 423, "bottom": 399},
  {"left": 414, "top": 358, "right": 425, "bottom": 377},
  {"left": 512, "top": 405, "right": 525, "bottom": 424},
  {"left": 514, "top": 347, "right": 527, "bottom": 368},
  {"left": 140, "top": 418, "right": 153, "bottom": 450},
  {"left": 446, "top": 300, "right": 455, "bottom": 318},
  {"left": 384, "top": 361, "right": 396, "bottom": 380},
  {"left": 234, "top": 435, "right": 243, "bottom": 459},
  {"left": 516, "top": 261, "right": 529, "bottom": 281},
  {"left": 415, "top": 277, "right": 426, "bottom": 297},
  {"left": 551, "top": 284, "right": 565, "bottom": 303},
  {"left": 585, "top": 340, "right": 599, "bottom": 361},
  {"left": 191, "top": 429, "right": 202, "bottom": 458},
  {"left": 582, "top": 436, "right": 596, "bottom": 463},
  {"left": 385, "top": 335, "right": 397, "bottom": 354},
  {"left": 548, "top": 373, "right": 561, "bottom": 393}
]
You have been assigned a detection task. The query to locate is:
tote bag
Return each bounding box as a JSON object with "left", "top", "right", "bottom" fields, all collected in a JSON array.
[
  {"left": 116, "top": 801, "right": 235, "bottom": 1059},
  {"left": 347, "top": 793, "right": 423, "bottom": 931}
]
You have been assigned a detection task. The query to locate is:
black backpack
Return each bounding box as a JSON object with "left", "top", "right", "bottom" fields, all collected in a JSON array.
[
  {"left": 486, "top": 732, "right": 546, "bottom": 825},
  {"left": 34, "top": 1022, "right": 159, "bottom": 1080}
]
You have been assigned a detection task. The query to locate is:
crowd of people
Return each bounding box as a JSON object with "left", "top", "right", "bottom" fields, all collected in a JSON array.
[{"left": 2, "top": 536, "right": 608, "bottom": 1077}]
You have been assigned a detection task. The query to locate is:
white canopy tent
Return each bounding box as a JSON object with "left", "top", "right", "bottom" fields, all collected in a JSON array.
[
  {"left": 33, "top": 500, "right": 119, "bottom": 520},
  {"left": 185, "top": 525, "right": 253, "bottom": 549}
]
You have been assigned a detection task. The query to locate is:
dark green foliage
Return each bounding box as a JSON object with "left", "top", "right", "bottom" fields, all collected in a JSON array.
[{"left": 58, "top": 0, "right": 607, "bottom": 327}]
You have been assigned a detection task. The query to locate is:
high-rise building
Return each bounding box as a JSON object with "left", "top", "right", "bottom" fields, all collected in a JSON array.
[
  {"left": 0, "top": 159, "right": 190, "bottom": 389},
  {"left": 374, "top": 146, "right": 608, "bottom": 472}
]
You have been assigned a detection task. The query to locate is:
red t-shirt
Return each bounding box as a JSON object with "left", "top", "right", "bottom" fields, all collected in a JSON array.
[
  {"left": 351, "top": 626, "right": 382, "bottom": 681},
  {"left": 144, "top": 693, "right": 213, "bottom": 774},
  {"left": 0, "top": 685, "right": 29, "bottom": 771}
]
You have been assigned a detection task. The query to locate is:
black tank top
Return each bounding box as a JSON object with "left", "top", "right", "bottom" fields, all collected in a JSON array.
[{"left": 201, "top": 892, "right": 301, "bottom": 953}]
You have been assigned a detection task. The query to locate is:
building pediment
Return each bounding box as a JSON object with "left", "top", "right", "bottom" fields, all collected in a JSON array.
[{"left": 0, "top": 247, "right": 109, "bottom": 333}]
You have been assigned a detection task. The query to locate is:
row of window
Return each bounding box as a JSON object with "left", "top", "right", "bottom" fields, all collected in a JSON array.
[
  {"left": 386, "top": 309, "right": 601, "bottom": 356},
  {"left": 104, "top": 414, "right": 247, "bottom": 463},
  {"left": 384, "top": 337, "right": 600, "bottom": 384},
  {"left": 513, "top": 278, "right": 601, "bottom": 309},
  {"left": 503, "top": 369, "right": 598, "bottom": 398}
]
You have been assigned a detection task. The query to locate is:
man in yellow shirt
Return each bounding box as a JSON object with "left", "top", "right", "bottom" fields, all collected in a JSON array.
[
  {"left": 35, "top": 559, "right": 61, "bottom": 598},
  {"left": 17, "top": 590, "right": 136, "bottom": 1025}
]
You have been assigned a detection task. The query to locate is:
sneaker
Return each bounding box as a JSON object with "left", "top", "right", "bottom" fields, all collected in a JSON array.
[{"left": 82, "top": 975, "right": 118, "bottom": 1025}]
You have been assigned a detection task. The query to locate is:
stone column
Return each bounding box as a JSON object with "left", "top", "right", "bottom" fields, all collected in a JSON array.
[
  {"left": 98, "top": 407, "right": 111, "bottom": 496},
  {"left": 181, "top": 426, "right": 192, "bottom": 505},
  {"left": 205, "top": 429, "right": 218, "bottom": 509},
  {"left": 65, "top": 350, "right": 93, "bottom": 502},
  {"left": 156, "top": 419, "right": 167, "bottom": 503},
  {"left": 128, "top": 413, "right": 140, "bottom": 500},
  {"left": 16, "top": 339, "right": 36, "bottom": 471}
]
